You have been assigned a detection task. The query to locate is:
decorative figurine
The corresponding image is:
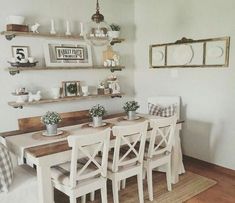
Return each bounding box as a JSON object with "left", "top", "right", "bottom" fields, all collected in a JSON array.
[
  {"left": 113, "top": 54, "right": 120, "bottom": 66},
  {"left": 103, "top": 46, "right": 120, "bottom": 67},
  {"left": 50, "top": 19, "right": 56, "bottom": 35},
  {"left": 31, "top": 23, "right": 40, "bottom": 33},
  {"left": 107, "top": 75, "right": 121, "bottom": 94},
  {"left": 28, "top": 91, "right": 41, "bottom": 102}
]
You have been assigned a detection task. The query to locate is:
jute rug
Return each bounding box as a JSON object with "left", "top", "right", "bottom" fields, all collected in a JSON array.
[{"left": 55, "top": 171, "right": 217, "bottom": 203}]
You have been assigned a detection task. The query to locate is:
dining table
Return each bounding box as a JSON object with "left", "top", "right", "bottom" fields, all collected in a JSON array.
[{"left": 1, "top": 114, "right": 185, "bottom": 203}]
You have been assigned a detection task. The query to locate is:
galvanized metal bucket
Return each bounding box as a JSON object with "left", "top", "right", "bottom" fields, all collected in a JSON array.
[
  {"left": 128, "top": 111, "right": 136, "bottom": 120},
  {"left": 46, "top": 124, "right": 58, "bottom": 136},
  {"left": 92, "top": 116, "right": 103, "bottom": 127}
]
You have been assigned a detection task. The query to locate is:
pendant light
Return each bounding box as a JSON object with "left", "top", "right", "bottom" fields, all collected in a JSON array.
[{"left": 84, "top": 0, "right": 111, "bottom": 46}]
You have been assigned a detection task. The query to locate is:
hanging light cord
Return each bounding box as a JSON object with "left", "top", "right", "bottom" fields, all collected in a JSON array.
[{"left": 96, "top": 0, "right": 100, "bottom": 12}]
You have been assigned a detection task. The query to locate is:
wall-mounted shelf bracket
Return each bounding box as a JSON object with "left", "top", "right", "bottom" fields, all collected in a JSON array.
[{"left": 5, "top": 34, "right": 16, "bottom": 41}]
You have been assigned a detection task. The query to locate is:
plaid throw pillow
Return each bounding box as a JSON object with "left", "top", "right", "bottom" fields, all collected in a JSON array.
[
  {"left": 148, "top": 103, "right": 176, "bottom": 117},
  {"left": 0, "top": 143, "right": 13, "bottom": 192},
  {"left": 148, "top": 103, "right": 161, "bottom": 115},
  {"left": 160, "top": 104, "right": 176, "bottom": 117}
]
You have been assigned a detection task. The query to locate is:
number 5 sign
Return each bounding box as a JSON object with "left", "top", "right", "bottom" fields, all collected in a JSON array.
[{"left": 12, "top": 46, "right": 29, "bottom": 62}]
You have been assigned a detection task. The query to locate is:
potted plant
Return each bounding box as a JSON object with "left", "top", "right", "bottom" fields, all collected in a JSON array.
[
  {"left": 41, "top": 111, "right": 62, "bottom": 136},
  {"left": 89, "top": 104, "right": 106, "bottom": 127},
  {"left": 123, "top": 101, "right": 140, "bottom": 120},
  {"left": 108, "top": 23, "right": 121, "bottom": 38}
]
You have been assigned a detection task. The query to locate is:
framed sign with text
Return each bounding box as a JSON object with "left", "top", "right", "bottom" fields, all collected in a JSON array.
[{"left": 43, "top": 40, "right": 92, "bottom": 67}]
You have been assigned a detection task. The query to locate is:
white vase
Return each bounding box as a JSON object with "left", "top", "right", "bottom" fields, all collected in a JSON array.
[
  {"left": 81, "top": 86, "right": 89, "bottom": 96},
  {"left": 46, "top": 124, "right": 58, "bottom": 136},
  {"left": 108, "top": 31, "right": 120, "bottom": 38},
  {"left": 51, "top": 87, "right": 61, "bottom": 99},
  {"left": 92, "top": 117, "right": 103, "bottom": 127}
]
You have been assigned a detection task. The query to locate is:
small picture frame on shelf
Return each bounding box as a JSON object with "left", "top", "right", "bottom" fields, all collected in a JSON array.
[
  {"left": 62, "top": 81, "right": 80, "bottom": 97},
  {"left": 43, "top": 40, "right": 92, "bottom": 67},
  {"left": 12, "top": 46, "right": 29, "bottom": 62}
]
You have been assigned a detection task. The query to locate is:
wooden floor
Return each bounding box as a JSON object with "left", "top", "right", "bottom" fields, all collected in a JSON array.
[
  {"left": 55, "top": 156, "right": 235, "bottom": 203},
  {"left": 184, "top": 156, "right": 235, "bottom": 203}
]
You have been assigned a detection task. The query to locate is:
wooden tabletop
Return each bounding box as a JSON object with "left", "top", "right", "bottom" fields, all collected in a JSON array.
[{"left": 24, "top": 119, "right": 184, "bottom": 158}]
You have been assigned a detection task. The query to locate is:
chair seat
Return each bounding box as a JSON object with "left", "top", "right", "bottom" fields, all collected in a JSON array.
[
  {"left": 0, "top": 165, "right": 38, "bottom": 203},
  {"left": 95, "top": 151, "right": 138, "bottom": 173},
  {"left": 51, "top": 161, "right": 101, "bottom": 187}
]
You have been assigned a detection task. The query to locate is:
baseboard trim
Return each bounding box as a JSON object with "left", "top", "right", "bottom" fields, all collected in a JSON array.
[{"left": 183, "top": 155, "right": 235, "bottom": 177}]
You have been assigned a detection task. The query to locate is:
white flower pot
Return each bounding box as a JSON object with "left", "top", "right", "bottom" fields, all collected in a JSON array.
[
  {"left": 108, "top": 31, "right": 120, "bottom": 39},
  {"left": 46, "top": 124, "right": 58, "bottom": 136},
  {"left": 92, "top": 117, "right": 103, "bottom": 127}
]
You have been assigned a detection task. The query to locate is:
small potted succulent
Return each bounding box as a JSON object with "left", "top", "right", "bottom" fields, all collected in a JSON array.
[
  {"left": 89, "top": 104, "right": 106, "bottom": 127},
  {"left": 108, "top": 23, "right": 121, "bottom": 38},
  {"left": 123, "top": 101, "right": 140, "bottom": 120},
  {"left": 41, "top": 111, "right": 62, "bottom": 136}
]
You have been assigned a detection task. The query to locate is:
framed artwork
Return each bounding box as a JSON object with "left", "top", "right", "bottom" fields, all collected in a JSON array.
[
  {"left": 62, "top": 81, "right": 80, "bottom": 97},
  {"left": 43, "top": 40, "right": 92, "bottom": 67},
  {"left": 149, "top": 36, "right": 230, "bottom": 68},
  {"left": 12, "top": 46, "right": 29, "bottom": 62}
]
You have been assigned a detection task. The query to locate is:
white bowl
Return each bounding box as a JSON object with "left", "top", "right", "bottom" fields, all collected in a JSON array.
[{"left": 7, "top": 15, "right": 25, "bottom": 25}]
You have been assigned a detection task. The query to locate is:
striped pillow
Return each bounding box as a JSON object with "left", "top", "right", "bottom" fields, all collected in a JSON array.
[
  {"left": 0, "top": 143, "right": 13, "bottom": 192},
  {"left": 148, "top": 103, "right": 176, "bottom": 117}
]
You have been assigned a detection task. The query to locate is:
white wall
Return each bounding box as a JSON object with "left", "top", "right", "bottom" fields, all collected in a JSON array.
[
  {"left": 134, "top": 0, "right": 235, "bottom": 170},
  {"left": 0, "top": 0, "right": 135, "bottom": 132}
]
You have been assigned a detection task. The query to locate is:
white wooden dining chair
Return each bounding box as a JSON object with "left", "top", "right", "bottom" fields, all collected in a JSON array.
[
  {"left": 107, "top": 121, "right": 148, "bottom": 203},
  {"left": 50, "top": 128, "right": 111, "bottom": 203},
  {"left": 144, "top": 115, "right": 177, "bottom": 201},
  {"left": 0, "top": 138, "right": 38, "bottom": 203}
]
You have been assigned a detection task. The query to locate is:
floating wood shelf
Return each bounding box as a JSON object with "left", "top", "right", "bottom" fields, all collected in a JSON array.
[
  {"left": 0, "top": 31, "right": 125, "bottom": 45},
  {"left": 8, "top": 93, "right": 124, "bottom": 109},
  {"left": 7, "top": 65, "right": 125, "bottom": 75}
]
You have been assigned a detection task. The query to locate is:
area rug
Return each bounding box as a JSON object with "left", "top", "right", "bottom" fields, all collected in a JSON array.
[{"left": 54, "top": 171, "right": 217, "bottom": 203}]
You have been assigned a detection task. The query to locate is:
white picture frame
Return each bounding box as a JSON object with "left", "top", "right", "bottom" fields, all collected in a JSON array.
[{"left": 43, "top": 40, "right": 92, "bottom": 67}]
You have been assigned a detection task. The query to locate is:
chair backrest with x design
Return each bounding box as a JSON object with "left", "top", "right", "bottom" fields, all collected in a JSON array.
[
  {"left": 147, "top": 115, "right": 177, "bottom": 159},
  {"left": 67, "top": 128, "right": 111, "bottom": 188},
  {"left": 111, "top": 121, "right": 148, "bottom": 173}
]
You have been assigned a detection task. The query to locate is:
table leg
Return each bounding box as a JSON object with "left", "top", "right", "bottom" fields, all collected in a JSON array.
[{"left": 37, "top": 165, "right": 54, "bottom": 203}]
